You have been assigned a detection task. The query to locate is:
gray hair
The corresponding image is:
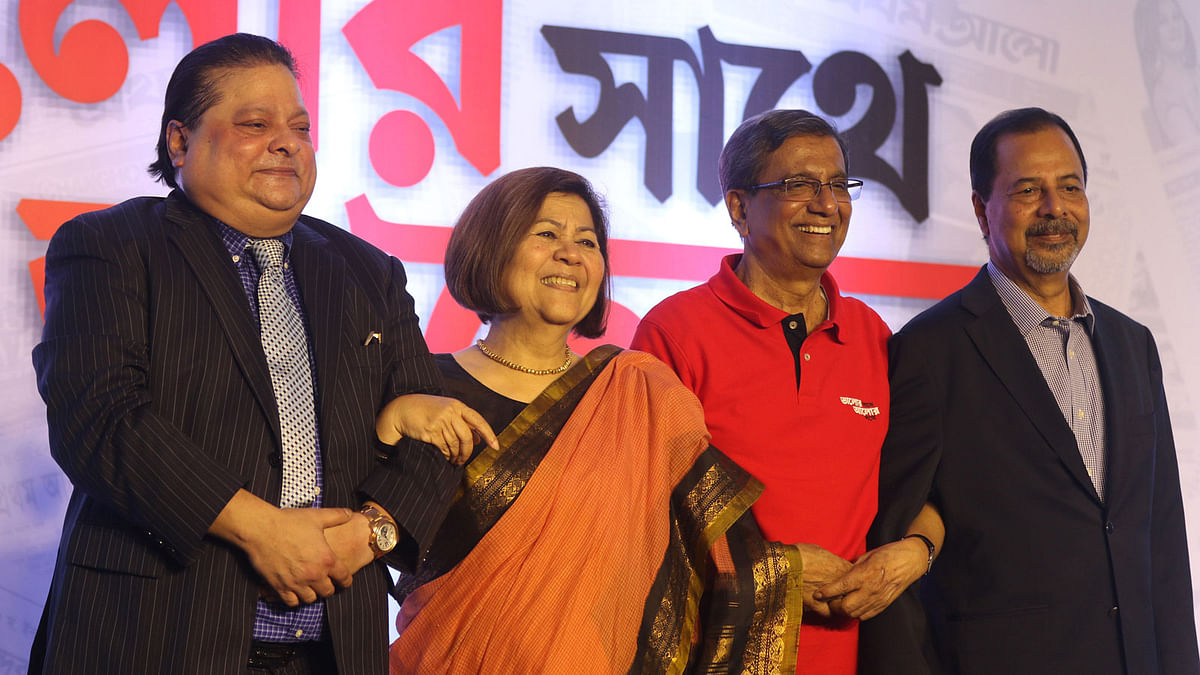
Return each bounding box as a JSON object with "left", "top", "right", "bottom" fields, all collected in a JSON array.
[{"left": 718, "top": 109, "right": 849, "bottom": 194}]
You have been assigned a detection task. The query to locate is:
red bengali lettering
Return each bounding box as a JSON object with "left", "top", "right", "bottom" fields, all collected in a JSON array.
[
  {"left": 19, "top": 199, "right": 112, "bottom": 317},
  {"left": 0, "top": 63, "right": 20, "bottom": 142},
  {"left": 343, "top": 0, "right": 502, "bottom": 186},
  {"left": 370, "top": 111, "right": 435, "bottom": 187},
  {"left": 19, "top": 0, "right": 235, "bottom": 104},
  {"left": 279, "top": 0, "right": 322, "bottom": 149}
]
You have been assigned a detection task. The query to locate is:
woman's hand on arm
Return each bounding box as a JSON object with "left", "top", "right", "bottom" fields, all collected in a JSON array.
[{"left": 376, "top": 394, "right": 498, "bottom": 464}]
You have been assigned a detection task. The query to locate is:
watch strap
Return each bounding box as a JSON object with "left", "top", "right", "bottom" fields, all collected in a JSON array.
[{"left": 902, "top": 533, "right": 935, "bottom": 575}]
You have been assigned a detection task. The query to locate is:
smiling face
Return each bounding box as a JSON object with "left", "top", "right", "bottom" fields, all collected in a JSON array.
[
  {"left": 726, "top": 134, "right": 851, "bottom": 283},
  {"left": 501, "top": 192, "right": 606, "bottom": 331},
  {"left": 168, "top": 63, "right": 316, "bottom": 237},
  {"left": 973, "top": 126, "right": 1090, "bottom": 290}
]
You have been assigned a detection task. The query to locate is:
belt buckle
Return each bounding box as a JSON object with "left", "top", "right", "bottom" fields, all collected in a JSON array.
[{"left": 248, "top": 642, "right": 299, "bottom": 669}]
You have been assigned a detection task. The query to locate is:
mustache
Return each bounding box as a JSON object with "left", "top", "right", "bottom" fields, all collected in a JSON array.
[{"left": 1026, "top": 219, "right": 1077, "bottom": 238}]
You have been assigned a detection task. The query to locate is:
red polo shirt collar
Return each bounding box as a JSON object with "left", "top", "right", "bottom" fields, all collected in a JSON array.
[{"left": 708, "top": 254, "right": 845, "bottom": 342}]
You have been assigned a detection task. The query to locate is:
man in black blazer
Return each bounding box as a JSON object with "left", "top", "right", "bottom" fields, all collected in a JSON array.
[
  {"left": 859, "top": 108, "right": 1199, "bottom": 674},
  {"left": 30, "top": 34, "right": 491, "bottom": 673}
]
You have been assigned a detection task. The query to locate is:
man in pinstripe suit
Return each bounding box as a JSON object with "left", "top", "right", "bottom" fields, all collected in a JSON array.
[{"left": 29, "top": 34, "right": 488, "bottom": 673}]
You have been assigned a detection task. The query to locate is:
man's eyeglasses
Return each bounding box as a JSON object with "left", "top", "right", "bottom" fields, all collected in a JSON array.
[{"left": 747, "top": 177, "right": 864, "bottom": 203}]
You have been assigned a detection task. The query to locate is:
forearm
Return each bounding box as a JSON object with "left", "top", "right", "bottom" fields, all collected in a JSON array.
[
  {"left": 869, "top": 331, "right": 944, "bottom": 553},
  {"left": 358, "top": 438, "right": 462, "bottom": 572},
  {"left": 903, "top": 502, "right": 944, "bottom": 566},
  {"left": 364, "top": 256, "right": 463, "bottom": 569},
  {"left": 208, "top": 488, "right": 277, "bottom": 545},
  {"left": 905, "top": 502, "right": 943, "bottom": 542},
  {"left": 48, "top": 386, "right": 243, "bottom": 557}
]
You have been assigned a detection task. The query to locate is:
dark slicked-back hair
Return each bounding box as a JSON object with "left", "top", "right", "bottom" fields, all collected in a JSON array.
[
  {"left": 148, "top": 33, "right": 298, "bottom": 188},
  {"left": 970, "top": 107, "right": 1088, "bottom": 200},
  {"left": 718, "top": 109, "right": 849, "bottom": 194},
  {"left": 444, "top": 167, "right": 611, "bottom": 338}
]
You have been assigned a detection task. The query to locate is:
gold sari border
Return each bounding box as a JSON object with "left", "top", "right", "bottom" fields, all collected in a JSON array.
[
  {"left": 394, "top": 345, "right": 623, "bottom": 603},
  {"left": 465, "top": 344, "right": 621, "bottom": 486},
  {"left": 630, "top": 447, "right": 768, "bottom": 675},
  {"left": 663, "top": 573, "right": 707, "bottom": 675},
  {"left": 777, "top": 545, "right": 805, "bottom": 675},
  {"left": 698, "top": 474, "right": 762, "bottom": 554}
]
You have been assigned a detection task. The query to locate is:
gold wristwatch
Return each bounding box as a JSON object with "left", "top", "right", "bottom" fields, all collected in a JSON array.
[{"left": 360, "top": 501, "right": 398, "bottom": 559}]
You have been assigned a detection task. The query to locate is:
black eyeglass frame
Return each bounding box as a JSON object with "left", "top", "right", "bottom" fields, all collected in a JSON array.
[{"left": 745, "top": 177, "right": 864, "bottom": 203}]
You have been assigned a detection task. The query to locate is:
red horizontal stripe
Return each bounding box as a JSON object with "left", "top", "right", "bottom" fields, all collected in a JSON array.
[{"left": 346, "top": 193, "right": 979, "bottom": 300}]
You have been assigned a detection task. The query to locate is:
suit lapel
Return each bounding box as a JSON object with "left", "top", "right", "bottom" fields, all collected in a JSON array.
[
  {"left": 163, "top": 192, "right": 280, "bottom": 444},
  {"left": 290, "top": 220, "right": 346, "bottom": 463},
  {"left": 1089, "top": 310, "right": 1131, "bottom": 504},
  {"left": 960, "top": 268, "right": 1101, "bottom": 504}
]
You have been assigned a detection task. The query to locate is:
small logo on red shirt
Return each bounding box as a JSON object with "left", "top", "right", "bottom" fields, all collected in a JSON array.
[{"left": 840, "top": 396, "right": 880, "bottom": 420}]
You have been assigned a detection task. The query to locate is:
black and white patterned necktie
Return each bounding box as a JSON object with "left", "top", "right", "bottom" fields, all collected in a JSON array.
[{"left": 250, "top": 239, "right": 317, "bottom": 508}]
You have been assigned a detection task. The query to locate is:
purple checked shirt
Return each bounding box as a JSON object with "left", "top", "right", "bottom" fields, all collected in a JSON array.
[{"left": 988, "top": 261, "right": 1107, "bottom": 500}]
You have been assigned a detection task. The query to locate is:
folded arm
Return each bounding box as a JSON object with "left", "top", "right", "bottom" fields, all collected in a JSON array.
[
  {"left": 353, "top": 255, "right": 469, "bottom": 572},
  {"left": 818, "top": 328, "right": 947, "bottom": 621}
]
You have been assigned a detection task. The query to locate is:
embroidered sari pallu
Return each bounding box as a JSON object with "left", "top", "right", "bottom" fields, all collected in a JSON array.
[{"left": 390, "top": 347, "right": 803, "bottom": 674}]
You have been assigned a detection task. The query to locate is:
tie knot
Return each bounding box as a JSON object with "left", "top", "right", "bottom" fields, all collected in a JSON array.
[{"left": 250, "top": 238, "right": 286, "bottom": 272}]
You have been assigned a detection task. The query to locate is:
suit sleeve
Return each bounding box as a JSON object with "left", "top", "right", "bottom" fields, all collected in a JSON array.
[
  {"left": 859, "top": 328, "right": 943, "bottom": 675},
  {"left": 355, "top": 254, "right": 463, "bottom": 572},
  {"left": 32, "top": 216, "right": 245, "bottom": 566},
  {"left": 1145, "top": 329, "right": 1200, "bottom": 674}
]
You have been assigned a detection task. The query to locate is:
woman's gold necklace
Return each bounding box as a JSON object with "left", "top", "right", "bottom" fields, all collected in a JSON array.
[{"left": 476, "top": 339, "right": 572, "bottom": 375}]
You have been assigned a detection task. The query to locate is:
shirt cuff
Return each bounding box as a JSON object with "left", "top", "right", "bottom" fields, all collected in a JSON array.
[{"left": 360, "top": 436, "right": 463, "bottom": 572}]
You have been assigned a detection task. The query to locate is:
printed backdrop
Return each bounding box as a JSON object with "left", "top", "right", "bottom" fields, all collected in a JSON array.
[{"left": 1, "top": 0, "right": 1198, "bottom": 667}]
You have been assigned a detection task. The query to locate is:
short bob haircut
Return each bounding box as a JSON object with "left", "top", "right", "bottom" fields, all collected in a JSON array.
[
  {"left": 718, "top": 109, "right": 849, "bottom": 194},
  {"left": 148, "top": 33, "right": 298, "bottom": 188},
  {"left": 444, "top": 167, "right": 611, "bottom": 338},
  {"left": 970, "top": 107, "right": 1088, "bottom": 200}
]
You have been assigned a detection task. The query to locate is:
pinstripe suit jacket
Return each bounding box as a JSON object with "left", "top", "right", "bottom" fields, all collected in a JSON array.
[{"left": 31, "top": 191, "right": 458, "bottom": 673}]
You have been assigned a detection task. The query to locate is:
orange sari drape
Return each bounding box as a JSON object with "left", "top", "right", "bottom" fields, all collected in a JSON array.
[{"left": 390, "top": 348, "right": 801, "bottom": 674}]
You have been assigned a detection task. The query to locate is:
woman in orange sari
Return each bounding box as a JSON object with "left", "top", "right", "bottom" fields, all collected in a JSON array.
[{"left": 384, "top": 167, "right": 802, "bottom": 674}]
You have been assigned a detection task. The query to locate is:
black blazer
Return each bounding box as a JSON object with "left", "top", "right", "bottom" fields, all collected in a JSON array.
[
  {"left": 861, "top": 266, "right": 1199, "bottom": 675},
  {"left": 31, "top": 191, "right": 458, "bottom": 673}
]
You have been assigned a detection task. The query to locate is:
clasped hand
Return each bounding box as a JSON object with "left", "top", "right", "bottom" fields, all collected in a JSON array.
[
  {"left": 212, "top": 490, "right": 380, "bottom": 608},
  {"left": 252, "top": 508, "right": 377, "bottom": 607},
  {"left": 243, "top": 506, "right": 356, "bottom": 607},
  {"left": 808, "top": 537, "right": 930, "bottom": 620}
]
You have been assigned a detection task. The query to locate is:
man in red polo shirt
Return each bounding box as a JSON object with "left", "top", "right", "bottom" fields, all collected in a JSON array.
[{"left": 632, "top": 109, "right": 939, "bottom": 673}]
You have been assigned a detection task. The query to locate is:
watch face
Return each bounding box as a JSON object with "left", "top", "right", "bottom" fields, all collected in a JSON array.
[{"left": 376, "top": 522, "right": 398, "bottom": 552}]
